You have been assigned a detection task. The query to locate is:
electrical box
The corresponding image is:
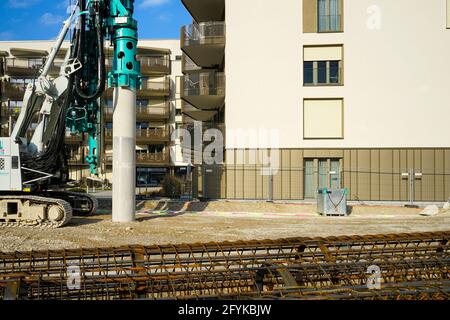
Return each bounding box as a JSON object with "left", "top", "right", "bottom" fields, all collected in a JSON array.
[{"left": 317, "top": 188, "right": 348, "bottom": 216}]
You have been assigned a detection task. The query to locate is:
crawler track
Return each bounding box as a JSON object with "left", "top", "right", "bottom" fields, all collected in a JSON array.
[
  {"left": 0, "top": 195, "right": 72, "bottom": 229},
  {"left": 0, "top": 232, "right": 448, "bottom": 300},
  {"left": 43, "top": 191, "right": 98, "bottom": 216}
]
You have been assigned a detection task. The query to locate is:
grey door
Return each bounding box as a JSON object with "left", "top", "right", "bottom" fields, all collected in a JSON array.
[
  {"left": 304, "top": 158, "right": 342, "bottom": 199},
  {"left": 304, "top": 160, "right": 315, "bottom": 199}
]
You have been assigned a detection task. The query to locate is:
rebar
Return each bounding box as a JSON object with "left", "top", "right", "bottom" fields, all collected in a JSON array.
[{"left": 0, "top": 232, "right": 448, "bottom": 300}]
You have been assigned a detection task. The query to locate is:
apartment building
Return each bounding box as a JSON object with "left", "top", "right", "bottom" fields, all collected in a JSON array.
[
  {"left": 0, "top": 39, "right": 187, "bottom": 187},
  {"left": 181, "top": 0, "right": 450, "bottom": 202}
]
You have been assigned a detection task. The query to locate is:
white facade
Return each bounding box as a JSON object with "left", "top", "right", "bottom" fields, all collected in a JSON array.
[{"left": 225, "top": 0, "right": 450, "bottom": 149}]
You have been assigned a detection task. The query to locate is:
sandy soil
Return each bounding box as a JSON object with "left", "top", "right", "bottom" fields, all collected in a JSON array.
[{"left": 0, "top": 200, "right": 449, "bottom": 252}]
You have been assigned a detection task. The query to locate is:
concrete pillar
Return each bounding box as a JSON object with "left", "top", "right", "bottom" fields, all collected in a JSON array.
[{"left": 112, "top": 87, "right": 136, "bottom": 222}]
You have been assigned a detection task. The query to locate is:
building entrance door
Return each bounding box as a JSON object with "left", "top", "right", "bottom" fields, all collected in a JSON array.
[{"left": 304, "top": 158, "right": 342, "bottom": 199}]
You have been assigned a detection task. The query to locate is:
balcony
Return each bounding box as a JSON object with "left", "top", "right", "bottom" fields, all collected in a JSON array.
[
  {"left": 0, "top": 81, "right": 26, "bottom": 100},
  {"left": 105, "top": 76, "right": 170, "bottom": 98},
  {"left": 139, "top": 56, "right": 171, "bottom": 75},
  {"left": 137, "top": 150, "right": 170, "bottom": 165},
  {"left": 181, "top": 22, "right": 225, "bottom": 68},
  {"left": 4, "top": 58, "right": 44, "bottom": 77},
  {"left": 104, "top": 102, "right": 171, "bottom": 121},
  {"left": 182, "top": 55, "right": 202, "bottom": 74},
  {"left": 182, "top": 101, "right": 217, "bottom": 121},
  {"left": 182, "top": 0, "right": 225, "bottom": 23},
  {"left": 140, "top": 77, "right": 170, "bottom": 97},
  {"left": 104, "top": 150, "right": 170, "bottom": 166},
  {"left": 181, "top": 71, "right": 225, "bottom": 110},
  {"left": 104, "top": 127, "right": 170, "bottom": 144}
]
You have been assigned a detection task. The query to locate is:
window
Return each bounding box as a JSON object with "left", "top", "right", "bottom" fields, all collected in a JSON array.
[
  {"left": 317, "top": 61, "right": 327, "bottom": 83},
  {"left": 303, "top": 99, "right": 343, "bottom": 139},
  {"left": 303, "top": 46, "right": 343, "bottom": 85},
  {"left": 136, "top": 99, "right": 149, "bottom": 107},
  {"left": 28, "top": 58, "right": 43, "bottom": 68},
  {"left": 105, "top": 100, "right": 113, "bottom": 108},
  {"left": 329, "top": 61, "right": 340, "bottom": 83},
  {"left": 304, "top": 61, "right": 314, "bottom": 84},
  {"left": 318, "top": 0, "right": 342, "bottom": 32},
  {"left": 136, "top": 122, "right": 149, "bottom": 129},
  {"left": 147, "top": 144, "right": 164, "bottom": 153},
  {"left": 447, "top": 0, "right": 450, "bottom": 28},
  {"left": 10, "top": 78, "right": 34, "bottom": 90},
  {"left": 136, "top": 167, "right": 167, "bottom": 187}
]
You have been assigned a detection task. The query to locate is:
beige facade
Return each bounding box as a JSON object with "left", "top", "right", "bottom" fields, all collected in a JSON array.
[
  {"left": 199, "top": 148, "right": 450, "bottom": 202},
  {"left": 181, "top": 0, "right": 450, "bottom": 201}
]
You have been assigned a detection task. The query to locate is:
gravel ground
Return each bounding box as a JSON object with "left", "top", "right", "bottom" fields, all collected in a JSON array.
[{"left": 0, "top": 201, "right": 449, "bottom": 252}]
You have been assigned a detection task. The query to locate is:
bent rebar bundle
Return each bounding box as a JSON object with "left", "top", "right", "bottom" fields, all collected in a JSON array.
[{"left": 0, "top": 232, "right": 448, "bottom": 300}]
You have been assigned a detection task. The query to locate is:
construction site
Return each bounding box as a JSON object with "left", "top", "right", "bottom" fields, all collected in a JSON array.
[{"left": 0, "top": 0, "right": 449, "bottom": 303}]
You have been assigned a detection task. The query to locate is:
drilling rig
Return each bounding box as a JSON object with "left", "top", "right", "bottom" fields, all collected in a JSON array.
[{"left": 0, "top": 0, "right": 141, "bottom": 228}]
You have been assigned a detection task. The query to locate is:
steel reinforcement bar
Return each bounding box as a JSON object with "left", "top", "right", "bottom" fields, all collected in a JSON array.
[{"left": 0, "top": 232, "right": 448, "bottom": 300}]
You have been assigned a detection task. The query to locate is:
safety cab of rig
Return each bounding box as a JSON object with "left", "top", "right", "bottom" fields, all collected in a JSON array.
[{"left": 0, "top": 137, "right": 22, "bottom": 191}]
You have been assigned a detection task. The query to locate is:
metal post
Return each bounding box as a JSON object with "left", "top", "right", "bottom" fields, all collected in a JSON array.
[
  {"left": 405, "top": 168, "right": 417, "bottom": 208},
  {"left": 268, "top": 167, "right": 274, "bottom": 202},
  {"left": 410, "top": 168, "right": 415, "bottom": 207}
]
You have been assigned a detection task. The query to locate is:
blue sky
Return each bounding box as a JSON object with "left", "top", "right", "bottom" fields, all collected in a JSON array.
[{"left": 0, "top": 0, "right": 191, "bottom": 41}]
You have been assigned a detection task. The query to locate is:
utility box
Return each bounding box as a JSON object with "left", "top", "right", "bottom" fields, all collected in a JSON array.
[{"left": 317, "top": 188, "right": 348, "bottom": 216}]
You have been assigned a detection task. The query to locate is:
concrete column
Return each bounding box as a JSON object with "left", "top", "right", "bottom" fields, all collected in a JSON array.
[{"left": 112, "top": 87, "right": 136, "bottom": 222}]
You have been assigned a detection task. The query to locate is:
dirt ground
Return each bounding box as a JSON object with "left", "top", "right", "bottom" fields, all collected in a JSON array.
[{"left": 0, "top": 200, "right": 449, "bottom": 252}]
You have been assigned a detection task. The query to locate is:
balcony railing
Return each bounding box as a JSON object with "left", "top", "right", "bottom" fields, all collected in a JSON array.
[
  {"left": 182, "top": 54, "right": 202, "bottom": 74},
  {"left": 137, "top": 150, "right": 170, "bottom": 165},
  {"left": 105, "top": 77, "right": 170, "bottom": 97},
  {"left": 104, "top": 102, "right": 171, "bottom": 121},
  {"left": 106, "top": 56, "right": 170, "bottom": 75},
  {"left": 182, "top": 71, "right": 225, "bottom": 97},
  {"left": 104, "top": 150, "right": 169, "bottom": 165},
  {"left": 5, "top": 57, "right": 44, "bottom": 69},
  {"left": 104, "top": 127, "right": 170, "bottom": 143},
  {"left": 141, "top": 78, "right": 170, "bottom": 92},
  {"left": 318, "top": 14, "right": 343, "bottom": 33},
  {"left": 4, "top": 58, "right": 46, "bottom": 76},
  {"left": 181, "top": 22, "right": 226, "bottom": 47},
  {"left": 139, "top": 56, "right": 170, "bottom": 74}
]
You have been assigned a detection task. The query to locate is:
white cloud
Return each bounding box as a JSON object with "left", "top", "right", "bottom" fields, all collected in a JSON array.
[
  {"left": 40, "top": 13, "right": 64, "bottom": 26},
  {"left": 139, "top": 0, "right": 171, "bottom": 9},
  {"left": 7, "top": 0, "right": 40, "bottom": 8}
]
